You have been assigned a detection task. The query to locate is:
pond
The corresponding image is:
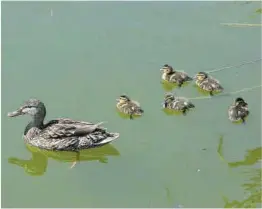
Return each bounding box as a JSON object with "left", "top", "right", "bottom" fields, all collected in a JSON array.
[{"left": 1, "top": 1, "right": 261, "bottom": 207}]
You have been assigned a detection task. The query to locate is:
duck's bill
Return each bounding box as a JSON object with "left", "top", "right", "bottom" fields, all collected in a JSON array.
[{"left": 7, "top": 109, "right": 24, "bottom": 117}]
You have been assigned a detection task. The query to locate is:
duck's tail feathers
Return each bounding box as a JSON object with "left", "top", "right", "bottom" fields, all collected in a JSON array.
[
  {"left": 95, "top": 133, "right": 120, "bottom": 146},
  {"left": 186, "top": 76, "right": 193, "bottom": 81},
  {"left": 187, "top": 103, "right": 195, "bottom": 108},
  {"left": 218, "top": 85, "right": 224, "bottom": 91},
  {"left": 139, "top": 109, "right": 144, "bottom": 113}
]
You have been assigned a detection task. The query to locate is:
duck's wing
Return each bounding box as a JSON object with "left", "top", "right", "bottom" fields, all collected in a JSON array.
[
  {"left": 169, "top": 73, "right": 181, "bottom": 82},
  {"left": 131, "top": 101, "right": 144, "bottom": 113},
  {"left": 179, "top": 71, "right": 192, "bottom": 80},
  {"left": 202, "top": 78, "right": 223, "bottom": 91},
  {"left": 34, "top": 119, "right": 119, "bottom": 151},
  {"left": 208, "top": 76, "right": 221, "bottom": 84},
  {"left": 176, "top": 97, "right": 189, "bottom": 102},
  {"left": 41, "top": 119, "right": 106, "bottom": 139},
  {"left": 176, "top": 97, "right": 195, "bottom": 108},
  {"left": 170, "top": 72, "right": 192, "bottom": 83},
  {"left": 237, "top": 107, "right": 249, "bottom": 118},
  {"left": 131, "top": 100, "right": 141, "bottom": 107}
]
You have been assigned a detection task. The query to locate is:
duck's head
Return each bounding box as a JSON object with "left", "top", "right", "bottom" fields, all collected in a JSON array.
[
  {"left": 116, "top": 95, "right": 131, "bottom": 104},
  {"left": 160, "top": 64, "right": 174, "bottom": 74},
  {"left": 7, "top": 99, "right": 46, "bottom": 118},
  {"left": 164, "top": 93, "right": 175, "bottom": 101},
  {"left": 162, "top": 93, "right": 175, "bottom": 108},
  {"left": 235, "top": 97, "right": 248, "bottom": 107},
  {"left": 194, "top": 72, "right": 208, "bottom": 81}
]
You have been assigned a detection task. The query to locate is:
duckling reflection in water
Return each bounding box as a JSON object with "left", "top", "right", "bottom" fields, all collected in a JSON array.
[
  {"left": 7, "top": 99, "right": 120, "bottom": 168},
  {"left": 116, "top": 95, "right": 144, "bottom": 120},
  {"left": 228, "top": 97, "right": 249, "bottom": 124},
  {"left": 8, "top": 144, "right": 120, "bottom": 175},
  {"left": 162, "top": 92, "right": 195, "bottom": 115},
  {"left": 194, "top": 72, "right": 224, "bottom": 96},
  {"left": 160, "top": 64, "right": 193, "bottom": 87}
]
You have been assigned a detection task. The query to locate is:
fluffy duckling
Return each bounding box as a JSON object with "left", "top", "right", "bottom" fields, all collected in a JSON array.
[
  {"left": 116, "top": 95, "right": 144, "bottom": 120},
  {"left": 162, "top": 93, "right": 195, "bottom": 115},
  {"left": 194, "top": 72, "right": 224, "bottom": 96},
  {"left": 228, "top": 97, "right": 249, "bottom": 123},
  {"left": 160, "top": 64, "right": 193, "bottom": 87}
]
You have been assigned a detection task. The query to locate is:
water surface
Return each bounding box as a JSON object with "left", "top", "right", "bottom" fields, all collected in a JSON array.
[{"left": 1, "top": 1, "right": 261, "bottom": 207}]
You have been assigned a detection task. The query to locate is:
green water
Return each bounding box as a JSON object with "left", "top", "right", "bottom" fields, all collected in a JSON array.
[{"left": 1, "top": 1, "right": 261, "bottom": 208}]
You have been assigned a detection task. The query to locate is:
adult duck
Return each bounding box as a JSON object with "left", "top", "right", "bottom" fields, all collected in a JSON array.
[{"left": 7, "top": 99, "right": 120, "bottom": 167}]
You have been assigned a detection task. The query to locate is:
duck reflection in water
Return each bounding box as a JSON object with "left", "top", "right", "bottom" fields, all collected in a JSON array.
[
  {"left": 8, "top": 144, "right": 120, "bottom": 176},
  {"left": 218, "top": 136, "right": 261, "bottom": 208}
]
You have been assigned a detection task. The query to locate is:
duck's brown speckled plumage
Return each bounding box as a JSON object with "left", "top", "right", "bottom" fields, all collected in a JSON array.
[
  {"left": 8, "top": 99, "right": 120, "bottom": 151},
  {"left": 162, "top": 93, "right": 195, "bottom": 115},
  {"left": 116, "top": 95, "right": 144, "bottom": 119},
  {"left": 228, "top": 97, "right": 249, "bottom": 123},
  {"left": 160, "top": 64, "right": 193, "bottom": 87},
  {"left": 194, "top": 72, "right": 224, "bottom": 96}
]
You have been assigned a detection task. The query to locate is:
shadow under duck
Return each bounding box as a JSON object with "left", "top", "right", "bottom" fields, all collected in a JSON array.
[
  {"left": 116, "top": 95, "right": 144, "bottom": 120},
  {"left": 7, "top": 99, "right": 120, "bottom": 168},
  {"left": 160, "top": 64, "right": 193, "bottom": 87},
  {"left": 228, "top": 97, "right": 249, "bottom": 124},
  {"left": 162, "top": 92, "right": 195, "bottom": 115},
  {"left": 194, "top": 72, "right": 224, "bottom": 96}
]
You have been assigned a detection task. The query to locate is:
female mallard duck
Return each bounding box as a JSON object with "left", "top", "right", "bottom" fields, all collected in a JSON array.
[
  {"left": 116, "top": 95, "right": 144, "bottom": 119},
  {"left": 162, "top": 93, "right": 195, "bottom": 115},
  {"left": 228, "top": 97, "right": 249, "bottom": 124},
  {"left": 7, "top": 99, "right": 120, "bottom": 168},
  {"left": 160, "top": 64, "right": 193, "bottom": 87},
  {"left": 194, "top": 72, "right": 224, "bottom": 96}
]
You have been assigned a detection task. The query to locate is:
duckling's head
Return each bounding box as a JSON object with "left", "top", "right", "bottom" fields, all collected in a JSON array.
[
  {"left": 194, "top": 72, "right": 208, "bottom": 81},
  {"left": 7, "top": 99, "right": 46, "bottom": 118},
  {"left": 160, "top": 64, "right": 174, "bottom": 74},
  {"left": 164, "top": 93, "right": 175, "bottom": 101},
  {"left": 162, "top": 93, "right": 175, "bottom": 108},
  {"left": 116, "top": 95, "right": 131, "bottom": 104},
  {"left": 235, "top": 97, "right": 248, "bottom": 107}
]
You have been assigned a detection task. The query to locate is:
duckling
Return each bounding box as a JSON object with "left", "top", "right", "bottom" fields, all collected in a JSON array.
[
  {"left": 194, "top": 72, "right": 224, "bottom": 96},
  {"left": 228, "top": 97, "right": 249, "bottom": 123},
  {"left": 162, "top": 93, "right": 195, "bottom": 115},
  {"left": 116, "top": 95, "right": 144, "bottom": 120},
  {"left": 7, "top": 99, "right": 120, "bottom": 168},
  {"left": 160, "top": 64, "right": 193, "bottom": 87}
]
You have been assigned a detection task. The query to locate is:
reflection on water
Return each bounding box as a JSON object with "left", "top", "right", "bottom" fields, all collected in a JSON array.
[
  {"left": 161, "top": 81, "right": 179, "bottom": 91},
  {"left": 8, "top": 144, "right": 120, "bottom": 177},
  {"left": 217, "top": 136, "right": 262, "bottom": 208},
  {"left": 162, "top": 108, "right": 186, "bottom": 116},
  {"left": 116, "top": 109, "right": 142, "bottom": 120},
  {"left": 161, "top": 81, "right": 191, "bottom": 92}
]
